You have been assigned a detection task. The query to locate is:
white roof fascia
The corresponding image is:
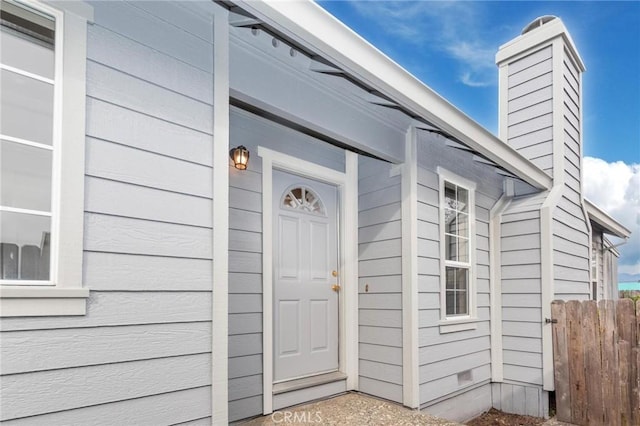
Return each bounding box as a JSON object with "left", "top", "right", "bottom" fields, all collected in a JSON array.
[
  {"left": 496, "top": 18, "right": 585, "bottom": 72},
  {"left": 603, "top": 237, "right": 621, "bottom": 257},
  {"left": 585, "top": 199, "right": 631, "bottom": 239},
  {"left": 233, "top": 0, "right": 552, "bottom": 190}
]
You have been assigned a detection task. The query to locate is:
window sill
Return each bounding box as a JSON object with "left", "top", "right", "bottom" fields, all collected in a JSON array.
[
  {"left": 0, "top": 287, "right": 89, "bottom": 317},
  {"left": 438, "top": 317, "right": 479, "bottom": 334}
]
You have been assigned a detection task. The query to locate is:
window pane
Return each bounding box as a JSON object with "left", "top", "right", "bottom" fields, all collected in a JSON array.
[
  {"left": 457, "top": 187, "right": 469, "bottom": 212},
  {"left": 456, "top": 212, "right": 469, "bottom": 238},
  {"left": 1, "top": 139, "right": 52, "bottom": 211},
  {"left": 456, "top": 268, "right": 469, "bottom": 315},
  {"left": 445, "top": 266, "right": 469, "bottom": 316},
  {"left": 0, "top": 211, "right": 50, "bottom": 280},
  {"left": 456, "top": 237, "right": 469, "bottom": 263},
  {"left": 446, "top": 267, "right": 456, "bottom": 290},
  {"left": 1, "top": 27, "right": 54, "bottom": 79},
  {"left": 445, "top": 234, "right": 456, "bottom": 261},
  {"left": 0, "top": 69, "right": 54, "bottom": 145}
]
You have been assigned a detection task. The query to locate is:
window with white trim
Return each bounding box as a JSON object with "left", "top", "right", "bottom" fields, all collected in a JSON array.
[
  {"left": 439, "top": 168, "right": 476, "bottom": 320},
  {"left": 0, "top": 0, "right": 91, "bottom": 316},
  {"left": 1, "top": 0, "right": 56, "bottom": 283}
]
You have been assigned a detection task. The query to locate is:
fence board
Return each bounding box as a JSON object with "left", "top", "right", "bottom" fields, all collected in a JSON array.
[
  {"left": 600, "top": 300, "right": 620, "bottom": 426},
  {"left": 618, "top": 341, "right": 632, "bottom": 426},
  {"left": 551, "top": 300, "right": 571, "bottom": 422},
  {"left": 632, "top": 347, "right": 640, "bottom": 426},
  {"left": 566, "top": 301, "right": 587, "bottom": 425},
  {"left": 617, "top": 299, "right": 635, "bottom": 345},
  {"left": 582, "top": 301, "right": 604, "bottom": 425},
  {"left": 636, "top": 300, "right": 640, "bottom": 346},
  {"left": 552, "top": 299, "right": 638, "bottom": 426}
]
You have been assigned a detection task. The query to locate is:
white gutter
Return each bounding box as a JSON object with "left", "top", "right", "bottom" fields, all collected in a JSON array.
[
  {"left": 233, "top": 0, "right": 552, "bottom": 190},
  {"left": 585, "top": 199, "right": 631, "bottom": 239}
]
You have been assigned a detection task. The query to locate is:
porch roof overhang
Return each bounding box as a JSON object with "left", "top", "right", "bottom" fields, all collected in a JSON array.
[
  {"left": 585, "top": 198, "right": 631, "bottom": 239},
  {"left": 231, "top": 0, "right": 552, "bottom": 191}
]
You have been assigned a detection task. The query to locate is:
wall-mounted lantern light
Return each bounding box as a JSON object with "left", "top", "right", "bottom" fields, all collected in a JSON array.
[{"left": 230, "top": 145, "right": 250, "bottom": 170}]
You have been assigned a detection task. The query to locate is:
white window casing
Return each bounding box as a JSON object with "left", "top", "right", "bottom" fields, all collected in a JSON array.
[
  {"left": 0, "top": 0, "right": 92, "bottom": 316},
  {"left": 437, "top": 167, "right": 477, "bottom": 333}
]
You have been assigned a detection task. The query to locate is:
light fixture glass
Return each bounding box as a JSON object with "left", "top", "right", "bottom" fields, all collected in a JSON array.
[{"left": 230, "top": 145, "right": 249, "bottom": 170}]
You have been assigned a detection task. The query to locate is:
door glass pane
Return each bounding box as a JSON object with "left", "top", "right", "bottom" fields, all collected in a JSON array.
[
  {"left": 1, "top": 139, "right": 52, "bottom": 211},
  {"left": 0, "top": 211, "right": 50, "bottom": 280},
  {"left": 0, "top": 69, "right": 54, "bottom": 145}
]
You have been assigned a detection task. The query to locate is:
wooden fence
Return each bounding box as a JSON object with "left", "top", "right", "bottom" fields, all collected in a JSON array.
[{"left": 551, "top": 299, "right": 640, "bottom": 426}]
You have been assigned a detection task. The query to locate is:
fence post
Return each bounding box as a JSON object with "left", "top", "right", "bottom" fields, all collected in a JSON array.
[
  {"left": 552, "top": 300, "right": 571, "bottom": 423},
  {"left": 583, "top": 300, "right": 604, "bottom": 425}
]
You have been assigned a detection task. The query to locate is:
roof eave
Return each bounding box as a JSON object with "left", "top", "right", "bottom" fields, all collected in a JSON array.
[
  {"left": 585, "top": 199, "right": 631, "bottom": 239},
  {"left": 232, "top": 0, "right": 552, "bottom": 191}
]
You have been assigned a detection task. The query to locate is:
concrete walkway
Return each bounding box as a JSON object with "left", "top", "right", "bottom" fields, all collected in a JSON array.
[{"left": 241, "top": 392, "right": 462, "bottom": 425}]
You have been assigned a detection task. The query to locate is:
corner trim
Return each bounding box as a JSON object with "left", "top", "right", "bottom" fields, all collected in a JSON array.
[
  {"left": 489, "top": 194, "right": 512, "bottom": 382},
  {"left": 401, "top": 127, "right": 419, "bottom": 408},
  {"left": 540, "top": 186, "right": 563, "bottom": 391},
  {"left": 211, "top": 6, "right": 230, "bottom": 425}
]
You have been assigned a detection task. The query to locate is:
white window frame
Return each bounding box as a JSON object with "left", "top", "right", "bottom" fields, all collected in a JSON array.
[
  {"left": 0, "top": 0, "right": 92, "bottom": 316},
  {"left": 437, "top": 167, "right": 477, "bottom": 333}
]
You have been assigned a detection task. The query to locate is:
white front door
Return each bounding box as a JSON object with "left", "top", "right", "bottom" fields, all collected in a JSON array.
[{"left": 273, "top": 169, "right": 339, "bottom": 382}]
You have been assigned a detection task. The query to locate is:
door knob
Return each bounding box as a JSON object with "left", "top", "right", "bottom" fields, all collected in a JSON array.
[
  {"left": 331, "top": 270, "right": 338, "bottom": 277},
  {"left": 331, "top": 284, "right": 341, "bottom": 292}
]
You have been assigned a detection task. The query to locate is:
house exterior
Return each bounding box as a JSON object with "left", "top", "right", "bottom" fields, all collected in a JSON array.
[{"left": 0, "top": 1, "right": 630, "bottom": 425}]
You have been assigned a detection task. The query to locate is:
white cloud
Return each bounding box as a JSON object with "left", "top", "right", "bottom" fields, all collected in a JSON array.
[
  {"left": 583, "top": 157, "right": 640, "bottom": 276},
  {"left": 345, "top": 1, "right": 496, "bottom": 87}
]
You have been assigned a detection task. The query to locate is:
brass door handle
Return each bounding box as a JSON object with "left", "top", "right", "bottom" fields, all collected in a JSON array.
[{"left": 331, "top": 284, "right": 341, "bottom": 292}]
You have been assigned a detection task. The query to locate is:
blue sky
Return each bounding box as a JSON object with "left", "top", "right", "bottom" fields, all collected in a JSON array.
[{"left": 319, "top": 1, "right": 640, "bottom": 278}]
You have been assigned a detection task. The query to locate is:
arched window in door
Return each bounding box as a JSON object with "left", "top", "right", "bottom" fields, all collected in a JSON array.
[{"left": 281, "top": 186, "right": 326, "bottom": 216}]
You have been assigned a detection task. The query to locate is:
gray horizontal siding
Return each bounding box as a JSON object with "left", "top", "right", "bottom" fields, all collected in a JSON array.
[
  {"left": 506, "top": 45, "right": 554, "bottom": 177},
  {"left": 500, "top": 194, "right": 543, "bottom": 386},
  {"left": 552, "top": 47, "right": 589, "bottom": 300},
  {"left": 416, "top": 136, "right": 501, "bottom": 406},
  {"left": 0, "top": 2, "right": 216, "bottom": 424},
  {"left": 1, "top": 387, "right": 212, "bottom": 426},
  {"left": 358, "top": 156, "right": 403, "bottom": 403},
  {"left": 228, "top": 158, "right": 263, "bottom": 422}
]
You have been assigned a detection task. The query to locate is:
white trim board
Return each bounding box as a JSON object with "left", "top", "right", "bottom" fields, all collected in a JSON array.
[
  {"left": 259, "top": 146, "right": 358, "bottom": 414},
  {"left": 489, "top": 195, "right": 512, "bottom": 382},
  {"left": 211, "top": 5, "right": 230, "bottom": 425},
  {"left": 401, "top": 126, "right": 419, "bottom": 408}
]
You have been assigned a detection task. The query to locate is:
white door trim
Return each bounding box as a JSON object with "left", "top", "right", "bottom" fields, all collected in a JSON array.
[{"left": 259, "top": 146, "right": 358, "bottom": 414}]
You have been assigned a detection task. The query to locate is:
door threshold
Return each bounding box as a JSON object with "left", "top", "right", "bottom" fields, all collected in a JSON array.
[{"left": 273, "top": 371, "right": 347, "bottom": 395}]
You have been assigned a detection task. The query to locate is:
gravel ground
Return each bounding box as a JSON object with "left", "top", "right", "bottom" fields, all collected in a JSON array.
[
  {"left": 241, "top": 392, "right": 462, "bottom": 425},
  {"left": 240, "top": 392, "right": 576, "bottom": 426}
]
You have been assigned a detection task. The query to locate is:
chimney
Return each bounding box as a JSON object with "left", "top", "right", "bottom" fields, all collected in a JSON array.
[{"left": 496, "top": 16, "right": 585, "bottom": 187}]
